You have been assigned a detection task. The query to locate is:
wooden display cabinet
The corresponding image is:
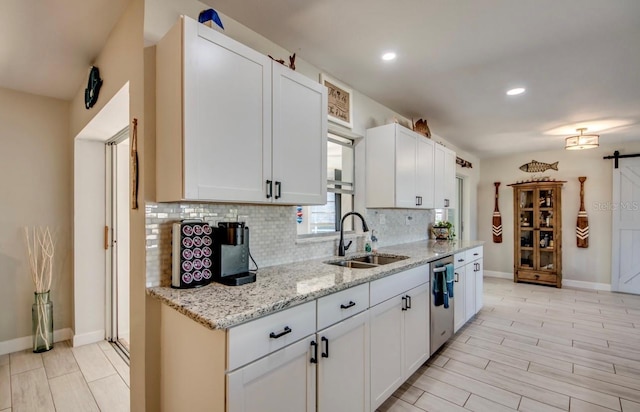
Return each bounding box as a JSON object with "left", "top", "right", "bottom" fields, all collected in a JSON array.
[{"left": 509, "top": 181, "right": 565, "bottom": 287}]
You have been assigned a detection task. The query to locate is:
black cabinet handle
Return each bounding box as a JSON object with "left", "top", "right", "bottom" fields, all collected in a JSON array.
[
  {"left": 269, "top": 326, "right": 292, "bottom": 339},
  {"left": 401, "top": 296, "right": 407, "bottom": 311},
  {"left": 458, "top": 259, "right": 464, "bottom": 263},
  {"left": 321, "top": 336, "right": 329, "bottom": 358},
  {"left": 275, "top": 181, "right": 282, "bottom": 199},
  {"left": 310, "top": 340, "right": 318, "bottom": 364},
  {"left": 266, "top": 180, "right": 273, "bottom": 199},
  {"left": 474, "top": 253, "right": 479, "bottom": 256},
  {"left": 340, "top": 301, "right": 356, "bottom": 309},
  {"left": 454, "top": 272, "right": 459, "bottom": 282},
  {"left": 444, "top": 199, "right": 450, "bottom": 207},
  {"left": 406, "top": 295, "right": 412, "bottom": 309}
]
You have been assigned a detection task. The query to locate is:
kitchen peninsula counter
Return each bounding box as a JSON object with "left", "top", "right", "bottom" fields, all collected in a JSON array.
[{"left": 147, "top": 239, "right": 483, "bottom": 330}]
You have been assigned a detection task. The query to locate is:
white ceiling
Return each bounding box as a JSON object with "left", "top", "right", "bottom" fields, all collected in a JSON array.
[
  {"left": 0, "top": 0, "right": 131, "bottom": 101},
  {"left": 2, "top": 0, "right": 638, "bottom": 158},
  {"left": 203, "top": 0, "right": 640, "bottom": 158}
]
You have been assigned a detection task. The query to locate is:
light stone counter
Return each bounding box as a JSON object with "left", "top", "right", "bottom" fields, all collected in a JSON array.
[{"left": 147, "top": 239, "right": 484, "bottom": 330}]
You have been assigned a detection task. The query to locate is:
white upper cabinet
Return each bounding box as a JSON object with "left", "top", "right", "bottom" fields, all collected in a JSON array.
[
  {"left": 272, "top": 63, "right": 327, "bottom": 205},
  {"left": 433, "top": 143, "right": 456, "bottom": 209},
  {"left": 156, "top": 16, "right": 327, "bottom": 205},
  {"left": 365, "top": 124, "right": 435, "bottom": 209},
  {"left": 366, "top": 124, "right": 455, "bottom": 209}
]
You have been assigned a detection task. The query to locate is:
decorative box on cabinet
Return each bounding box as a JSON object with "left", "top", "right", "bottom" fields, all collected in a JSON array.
[
  {"left": 156, "top": 16, "right": 327, "bottom": 205},
  {"left": 509, "top": 181, "right": 564, "bottom": 287}
]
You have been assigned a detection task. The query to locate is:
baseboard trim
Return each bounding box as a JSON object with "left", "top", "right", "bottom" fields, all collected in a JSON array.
[
  {"left": 484, "top": 270, "right": 512, "bottom": 279},
  {"left": 483, "top": 271, "right": 612, "bottom": 291},
  {"left": 73, "top": 329, "right": 105, "bottom": 347},
  {"left": 562, "top": 279, "right": 612, "bottom": 291},
  {"left": 0, "top": 328, "right": 74, "bottom": 356}
]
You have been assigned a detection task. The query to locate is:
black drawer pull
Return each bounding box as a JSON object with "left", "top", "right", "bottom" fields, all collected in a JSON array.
[
  {"left": 458, "top": 259, "right": 465, "bottom": 262},
  {"left": 321, "top": 336, "right": 329, "bottom": 358},
  {"left": 454, "top": 272, "right": 459, "bottom": 282},
  {"left": 474, "top": 253, "right": 479, "bottom": 256},
  {"left": 406, "top": 295, "right": 412, "bottom": 309},
  {"left": 401, "top": 296, "right": 407, "bottom": 311},
  {"left": 269, "top": 326, "right": 292, "bottom": 339},
  {"left": 310, "top": 340, "right": 318, "bottom": 364},
  {"left": 340, "top": 301, "right": 356, "bottom": 309}
]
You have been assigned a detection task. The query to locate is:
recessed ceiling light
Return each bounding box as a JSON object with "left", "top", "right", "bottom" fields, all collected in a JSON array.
[
  {"left": 506, "top": 87, "right": 526, "bottom": 96},
  {"left": 382, "top": 52, "right": 396, "bottom": 61}
]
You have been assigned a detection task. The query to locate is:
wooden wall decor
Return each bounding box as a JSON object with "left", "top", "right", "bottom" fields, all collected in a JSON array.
[
  {"left": 131, "top": 118, "right": 139, "bottom": 210},
  {"left": 576, "top": 176, "right": 589, "bottom": 248},
  {"left": 492, "top": 182, "right": 503, "bottom": 243}
]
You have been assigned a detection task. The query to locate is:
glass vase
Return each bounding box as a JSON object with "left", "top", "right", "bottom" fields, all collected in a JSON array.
[{"left": 32, "top": 291, "right": 53, "bottom": 353}]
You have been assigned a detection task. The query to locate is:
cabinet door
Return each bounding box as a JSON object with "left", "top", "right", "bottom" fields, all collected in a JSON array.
[
  {"left": 395, "top": 127, "right": 418, "bottom": 208},
  {"left": 444, "top": 147, "right": 457, "bottom": 209},
  {"left": 464, "top": 263, "right": 476, "bottom": 322},
  {"left": 272, "top": 63, "right": 327, "bottom": 205},
  {"left": 453, "top": 265, "right": 466, "bottom": 332},
  {"left": 183, "top": 20, "right": 272, "bottom": 202},
  {"left": 370, "top": 296, "right": 403, "bottom": 411},
  {"left": 433, "top": 144, "right": 456, "bottom": 208},
  {"left": 317, "top": 310, "right": 370, "bottom": 412},
  {"left": 403, "top": 283, "right": 430, "bottom": 377},
  {"left": 475, "top": 259, "right": 484, "bottom": 313},
  {"left": 416, "top": 137, "right": 435, "bottom": 209},
  {"left": 227, "top": 336, "right": 316, "bottom": 412}
]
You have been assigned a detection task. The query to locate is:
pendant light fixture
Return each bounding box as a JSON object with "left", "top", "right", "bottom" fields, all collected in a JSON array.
[{"left": 565, "top": 128, "right": 599, "bottom": 150}]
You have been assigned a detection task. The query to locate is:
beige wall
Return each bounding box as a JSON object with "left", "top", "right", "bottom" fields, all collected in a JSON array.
[
  {"left": 0, "top": 87, "right": 72, "bottom": 344},
  {"left": 479, "top": 141, "right": 640, "bottom": 286},
  {"left": 67, "top": 0, "right": 155, "bottom": 410}
]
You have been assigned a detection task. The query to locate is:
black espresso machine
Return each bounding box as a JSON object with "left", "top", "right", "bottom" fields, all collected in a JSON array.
[{"left": 212, "top": 222, "right": 256, "bottom": 286}]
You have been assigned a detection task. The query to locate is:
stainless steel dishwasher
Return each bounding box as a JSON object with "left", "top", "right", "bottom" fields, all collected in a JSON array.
[{"left": 430, "top": 255, "right": 454, "bottom": 355}]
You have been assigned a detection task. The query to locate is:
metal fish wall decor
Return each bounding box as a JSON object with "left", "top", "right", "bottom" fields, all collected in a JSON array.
[{"left": 519, "top": 160, "right": 559, "bottom": 173}]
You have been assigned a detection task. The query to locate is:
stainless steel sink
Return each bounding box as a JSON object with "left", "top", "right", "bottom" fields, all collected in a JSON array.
[{"left": 326, "top": 254, "right": 409, "bottom": 269}]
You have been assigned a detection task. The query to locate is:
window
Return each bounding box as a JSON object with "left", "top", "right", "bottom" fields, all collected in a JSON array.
[{"left": 297, "top": 133, "right": 355, "bottom": 236}]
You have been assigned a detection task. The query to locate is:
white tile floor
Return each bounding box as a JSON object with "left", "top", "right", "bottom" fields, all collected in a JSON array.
[
  {"left": 1, "top": 340, "right": 129, "bottom": 412},
  {"left": 378, "top": 278, "right": 640, "bottom": 412}
]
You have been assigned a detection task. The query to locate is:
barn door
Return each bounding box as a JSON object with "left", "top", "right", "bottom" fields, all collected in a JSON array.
[{"left": 612, "top": 158, "right": 640, "bottom": 293}]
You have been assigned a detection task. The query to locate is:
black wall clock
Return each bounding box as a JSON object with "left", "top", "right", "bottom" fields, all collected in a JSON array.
[{"left": 84, "top": 66, "right": 103, "bottom": 109}]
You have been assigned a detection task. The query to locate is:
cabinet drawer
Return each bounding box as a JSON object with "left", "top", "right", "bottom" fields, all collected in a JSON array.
[
  {"left": 317, "top": 283, "right": 369, "bottom": 330},
  {"left": 466, "top": 247, "right": 483, "bottom": 262},
  {"left": 518, "top": 271, "right": 557, "bottom": 283},
  {"left": 227, "top": 301, "right": 316, "bottom": 371},
  {"left": 370, "top": 265, "right": 429, "bottom": 306},
  {"left": 454, "top": 253, "right": 466, "bottom": 268}
]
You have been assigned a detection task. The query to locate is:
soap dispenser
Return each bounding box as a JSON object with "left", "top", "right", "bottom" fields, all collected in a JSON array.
[
  {"left": 365, "top": 232, "right": 372, "bottom": 253},
  {"left": 371, "top": 230, "right": 378, "bottom": 253}
]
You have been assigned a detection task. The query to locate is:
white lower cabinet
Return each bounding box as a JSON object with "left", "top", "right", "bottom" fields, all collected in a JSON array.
[
  {"left": 474, "top": 258, "right": 484, "bottom": 312},
  {"left": 453, "top": 246, "right": 484, "bottom": 332},
  {"left": 227, "top": 336, "right": 316, "bottom": 412},
  {"left": 464, "top": 264, "right": 476, "bottom": 322},
  {"left": 370, "top": 282, "right": 430, "bottom": 411},
  {"left": 317, "top": 310, "right": 370, "bottom": 412},
  {"left": 453, "top": 256, "right": 466, "bottom": 333}
]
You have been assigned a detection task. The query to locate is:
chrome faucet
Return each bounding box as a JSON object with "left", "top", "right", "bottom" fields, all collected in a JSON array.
[{"left": 338, "top": 212, "right": 370, "bottom": 256}]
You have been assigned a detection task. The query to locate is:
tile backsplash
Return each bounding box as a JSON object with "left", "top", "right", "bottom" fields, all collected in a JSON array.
[{"left": 146, "top": 202, "right": 434, "bottom": 287}]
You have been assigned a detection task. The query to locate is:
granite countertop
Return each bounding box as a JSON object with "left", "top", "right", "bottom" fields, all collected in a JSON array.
[{"left": 147, "top": 239, "right": 484, "bottom": 330}]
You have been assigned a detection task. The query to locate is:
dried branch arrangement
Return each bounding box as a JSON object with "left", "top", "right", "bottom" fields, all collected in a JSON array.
[
  {"left": 24, "top": 226, "right": 55, "bottom": 351},
  {"left": 24, "top": 227, "right": 55, "bottom": 293}
]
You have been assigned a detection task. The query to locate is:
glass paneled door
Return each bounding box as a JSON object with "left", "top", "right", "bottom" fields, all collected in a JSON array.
[{"left": 106, "top": 128, "right": 130, "bottom": 355}]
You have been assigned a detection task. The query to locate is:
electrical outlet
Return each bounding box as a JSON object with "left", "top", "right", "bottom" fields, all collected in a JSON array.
[
  {"left": 405, "top": 216, "right": 413, "bottom": 225},
  {"left": 379, "top": 214, "right": 386, "bottom": 225}
]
